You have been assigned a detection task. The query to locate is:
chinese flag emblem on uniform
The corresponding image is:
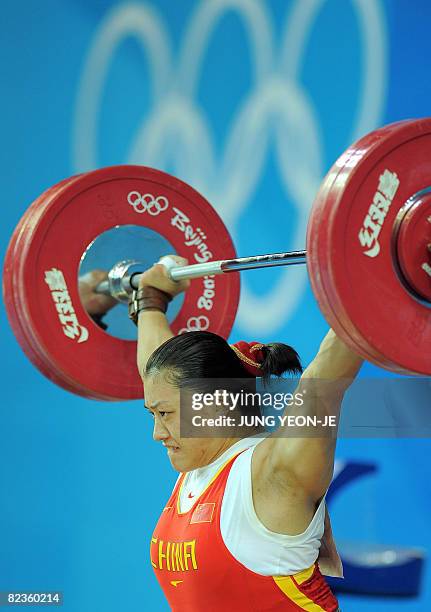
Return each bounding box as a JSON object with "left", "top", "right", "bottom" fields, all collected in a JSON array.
[{"left": 190, "top": 503, "right": 216, "bottom": 524}]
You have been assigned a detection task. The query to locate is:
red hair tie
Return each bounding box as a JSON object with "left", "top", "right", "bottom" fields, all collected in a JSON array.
[{"left": 231, "top": 341, "right": 265, "bottom": 376}]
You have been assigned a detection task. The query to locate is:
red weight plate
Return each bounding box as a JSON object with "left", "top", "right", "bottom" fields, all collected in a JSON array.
[
  {"left": 309, "top": 121, "right": 428, "bottom": 373},
  {"left": 12, "top": 166, "right": 239, "bottom": 401},
  {"left": 5, "top": 173, "right": 145, "bottom": 400},
  {"left": 13, "top": 175, "right": 106, "bottom": 398},
  {"left": 6, "top": 173, "right": 179, "bottom": 400},
  {"left": 4, "top": 178, "right": 75, "bottom": 373},
  {"left": 394, "top": 191, "right": 431, "bottom": 303},
  {"left": 3, "top": 175, "right": 100, "bottom": 397},
  {"left": 307, "top": 145, "right": 398, "bottom": 370},
  {"left": 12, "top": 186, "right": 138, "bottom": 401},
  {"left": 308, "top": 119, "right": 431, "bottom": 375},
  {"left": 308, "top": 122, "right": 420, "bottom": 372},
  {"left": 4, "top": 201, "right": 49, "bottom": 373}
]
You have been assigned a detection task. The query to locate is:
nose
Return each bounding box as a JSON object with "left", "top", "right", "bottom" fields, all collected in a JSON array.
[{"left": 153, "top": 415, "right": 169, "bottom": 442}]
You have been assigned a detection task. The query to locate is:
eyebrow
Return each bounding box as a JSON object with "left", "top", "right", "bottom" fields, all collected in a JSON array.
[{"left": 143, "top": 400, "right": 169, "bottom": 410}]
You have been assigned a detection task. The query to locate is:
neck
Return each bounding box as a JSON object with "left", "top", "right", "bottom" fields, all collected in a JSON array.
[{"left": 205, "top": 430, "right": 261, "bottom": 465}]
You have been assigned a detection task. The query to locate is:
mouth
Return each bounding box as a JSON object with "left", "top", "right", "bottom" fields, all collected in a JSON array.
[{"left": 163, "top": 443, "right": 180, "bottom": 452}]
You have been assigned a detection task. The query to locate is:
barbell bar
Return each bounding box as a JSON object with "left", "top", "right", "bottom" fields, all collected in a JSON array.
[{"left": 95, "top": 250, "right": 308, "bottom": 299}]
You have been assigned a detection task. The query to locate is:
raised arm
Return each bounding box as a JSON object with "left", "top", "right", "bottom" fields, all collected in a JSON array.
[
  {"left": 135, "top": 256, "right": 190, "bottom": 378},
  {"left": 303, "top": 328, "right": 364, "bottom": 382},
  {"left": 258, "top": 329, "right": 364, "bottom": 502}
]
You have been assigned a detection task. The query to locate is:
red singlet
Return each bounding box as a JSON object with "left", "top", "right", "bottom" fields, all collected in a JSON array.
[{"left": 151, "top": 452, "right": 339, "bottom": 611}]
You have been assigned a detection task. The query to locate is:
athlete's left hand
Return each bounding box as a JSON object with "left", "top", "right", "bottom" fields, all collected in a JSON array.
[{"left": 78, "top": 270, "right": 117, "bottom": 315}]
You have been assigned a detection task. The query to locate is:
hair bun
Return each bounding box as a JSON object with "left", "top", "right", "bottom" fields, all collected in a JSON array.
[
  {"left": 260, "top": 343, "right": 303, "bottom": 381},
  {"left": 231, "top": 341, "right": 302, "bottom": 381}
]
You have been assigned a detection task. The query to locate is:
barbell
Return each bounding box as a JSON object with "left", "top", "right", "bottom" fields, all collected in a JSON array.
[{"left": 3, "top": 119, "right": 431, "bottom": 400}]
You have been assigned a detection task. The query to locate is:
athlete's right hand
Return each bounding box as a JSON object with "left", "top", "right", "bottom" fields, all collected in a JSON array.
[{"left": 138, "top": 255, "right": 190, "bottom": 298}]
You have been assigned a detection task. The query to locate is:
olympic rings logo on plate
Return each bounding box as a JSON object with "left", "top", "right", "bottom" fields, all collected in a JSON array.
[
  {"left": 178, "top": 315, "right": 210, "bottom": 335},
  {"left": 73, "top": 0, "right": 387, "bottom": 335},
  {"left": 127, "top": 191, "right": 169, "bottom": 216}
]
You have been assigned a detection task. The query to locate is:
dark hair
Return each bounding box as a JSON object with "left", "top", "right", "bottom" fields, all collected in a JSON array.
[{"left": 145, "top": 331, "right": 302, "bottom": 386}]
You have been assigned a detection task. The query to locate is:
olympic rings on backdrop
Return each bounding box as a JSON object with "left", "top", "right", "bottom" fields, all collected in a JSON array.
[{"left": 74, "top": 0, "right": 387, "bottom": 334}]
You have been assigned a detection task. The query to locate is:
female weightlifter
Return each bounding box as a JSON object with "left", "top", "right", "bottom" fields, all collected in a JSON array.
[
  {"left": 82, "top": 257, "right": 362, "bottom": 611},
  {"left": 127, "top": 254, "right": 363, "bottom": 612}
]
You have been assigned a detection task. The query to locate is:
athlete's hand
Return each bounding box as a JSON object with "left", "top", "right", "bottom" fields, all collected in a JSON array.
[
  {"left": 138, "top": 255, "right": 190, "bottom": 297},
  {"left": 78, "top": 270, "right": 117, "bottom": 315}
]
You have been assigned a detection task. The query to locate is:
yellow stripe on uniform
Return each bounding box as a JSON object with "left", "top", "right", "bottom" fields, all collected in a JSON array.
[
  {"left": 273, "top": 569, "right": 326, "bottom": 611},
  {"left": 293, "top": 566, "right": 315, "bottom": 585}
]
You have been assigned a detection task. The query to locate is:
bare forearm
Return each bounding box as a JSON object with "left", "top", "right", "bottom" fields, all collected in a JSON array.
[
  {"left": 305, "top": 328, "right": 363, "bottom": 381},
  {"left": 132, "top": 255, "right": 190, "bottom": 377},
  {"left": 290, "top": 329, "right": 363, "bottom": 421},
  {"left": 137, "top": 311, "right": 174, "bottom": 378}
]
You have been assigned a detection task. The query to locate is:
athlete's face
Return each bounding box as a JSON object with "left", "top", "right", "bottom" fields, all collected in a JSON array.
[{"left": 144, "top": 372, "right": 232, "bottom": 472}]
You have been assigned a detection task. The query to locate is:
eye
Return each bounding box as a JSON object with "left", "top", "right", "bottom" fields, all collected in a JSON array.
[{"left": 159, "top": 411, "right": 168, "bottom": 418}]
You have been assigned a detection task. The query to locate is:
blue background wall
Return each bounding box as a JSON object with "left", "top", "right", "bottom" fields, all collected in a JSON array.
[{"left": 1, "top": 0, "right": 430, "bottom": 610}]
